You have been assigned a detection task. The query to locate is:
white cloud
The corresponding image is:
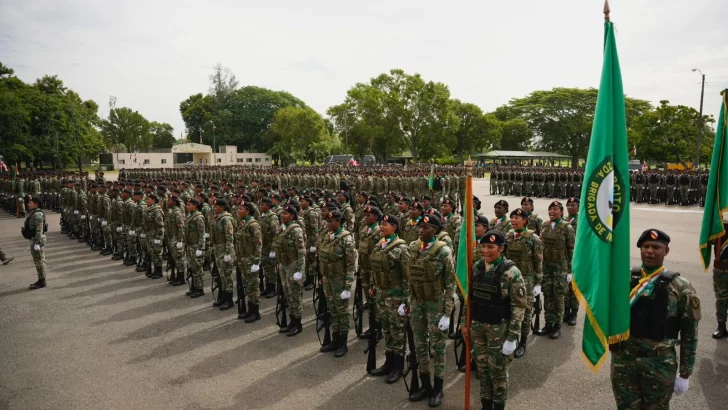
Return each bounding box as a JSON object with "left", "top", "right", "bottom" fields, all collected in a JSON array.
[{"left": 2, "top": 0, "right": 726, "bottom": 141}]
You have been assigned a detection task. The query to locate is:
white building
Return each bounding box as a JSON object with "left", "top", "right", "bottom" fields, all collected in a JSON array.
[{"left": 108, "top": 143, "right": 272, "bottom": 169}]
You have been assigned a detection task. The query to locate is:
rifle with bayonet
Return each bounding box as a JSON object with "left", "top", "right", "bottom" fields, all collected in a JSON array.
[
  {"left": 275, "top": 270, "right": 288, "bottom": 329},
  {"left": 352, "top": 268, "right": 364, "bottom": 337},
  {"left": 364, "top": 290, "right": 379, "bottom": 373},
  {"left": 236, "top": 267, "right": 247, "bottom": 315},
  {"left": 532, "top": 294, "right": 542, "bottom": 332},
  {"left": 402, "top": 315, "right": 420, "bottom": 393}
]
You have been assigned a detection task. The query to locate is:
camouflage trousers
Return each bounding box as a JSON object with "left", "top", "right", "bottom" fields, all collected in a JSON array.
[
  {"left": 126, "top": 228, "right": 138, "bottom": 259},
  {"left": 377, "top": 294, "right": 406, "bottom": 356},
  {"left": 17, "top": 195, "right": 25, "bottom": 214},
  {"left": 70, "top": 213, "right": 80, "bottom": 235},
  {"left": 543, "top": 261, "right": 567, "bottom": 324},
  {"left": 238, "top": 258, "right": 260, "bottom": 305},
  {"left": 112, "top": 224, "right": 125, "bottom": 256},
  {"left": 261, "top": 251, "right": 277, "bottom": 286},
  {"left": 566, "top": 281, "right": 579, "bottom": 314},
  {"left": 361, "top": 268, "right": 374, "bottom": 304},
  {"left": 146, "top": 235, "right": 164, "bottom": 266},
  {"left": 91, "top": 216, "right": 102, "bottom": 245},
  {"left": 679, "top": 186, "right": 689, "bottom": 203},
  {"left": 713, "top": 268, "right": 728, "bottom": 322},
  {"left": 79, "top": 214, "right": 88, "bottom": 239},
  {"left": 323, "top": 274, "right": 350, "bottom": 333},
  {"left": 0, "top": 246, "right": 6, "bottom": 261},
  {"left": 168, "top": 238, "right": 185, "bottom": 268},
  {"left": 411, "top": 298, "right": 447, "bottom": 378},
  {"left": 214, "top": 245, "right": 234, "bottom": 292},
  {"left": 102, "top": 222, "right": 113, "bottom": 250},
  {"left": 30, "top": 242, "right": 46, "bottom": 280},
  {"left": 610, "top": 346, "right": 677, "bottom": 410},
  {"left": 280, "top": 262, "right": 303, "bottom": 318},
  {"left": 305, "top": 250, "right": 316, "bottom": 281},
  {"left": 521, "top": 276, "right": 535, "bottom": 336},
  {"left": 187, "top": 246, "right": 204, "bottom": 289},
  {"left": 471, "top": 321, "right": 514, "bottom": 404}
]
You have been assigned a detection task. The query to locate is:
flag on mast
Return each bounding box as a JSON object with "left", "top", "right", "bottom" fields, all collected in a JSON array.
[
  {"left": 428, "top": 163, "right": 436, "bottom": 191},
  {"left": 572, "top": 3, "right": 631, "bottom": 372}
]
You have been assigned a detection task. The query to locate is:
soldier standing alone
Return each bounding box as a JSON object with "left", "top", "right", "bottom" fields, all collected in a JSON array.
[
  {"left": 184, "top": 199, "right": 206, "bottom": 298},
  {"left": 275, "top": 204, "right": 306, "bottom": 336},
  {"left": 22, "top": 196, "right": 47, "bottom": 289},
  {"left": 235, "top": 201, "right": 262, "bottom": 321}
]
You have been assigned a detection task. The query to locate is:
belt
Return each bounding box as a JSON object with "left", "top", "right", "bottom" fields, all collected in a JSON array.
[{"left": 616, "top": 344, "right": 673, "bottom": 358}]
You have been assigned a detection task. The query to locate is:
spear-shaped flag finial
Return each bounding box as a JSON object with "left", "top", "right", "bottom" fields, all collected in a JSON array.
[{"left": 604, "top": 0, "right": 611, "bottom": 21}]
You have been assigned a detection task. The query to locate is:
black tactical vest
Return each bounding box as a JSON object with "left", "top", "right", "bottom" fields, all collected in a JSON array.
[
  {"left": 629, "top": 267, "right": 680, "bottom": 341},
  {"left": 470, "top": 260, "right": 515, "bottom": 325}
]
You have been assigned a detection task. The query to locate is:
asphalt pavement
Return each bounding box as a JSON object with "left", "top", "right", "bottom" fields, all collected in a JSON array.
[{"left": 0, "top": 179, "right": 726, "bottom": 410}]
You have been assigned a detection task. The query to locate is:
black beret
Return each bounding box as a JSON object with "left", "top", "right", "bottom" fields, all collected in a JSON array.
[
  {"left": 260, "top": 197, "right": 273, "bottom": 206},
  {"left": 480, "top": 231, "right": 506, "bottom": 246},
  {"left": 271, "top": 193, "right": 282, "bottom": 201},
  {"left": 282, "top": 204, "right": 298, "bottom": 220},
  {"left": 368, "top": 195, "right": 379, "bottom": 203},
  {"left": 147, "top": 193, "right": 159, "bottom": 202},
  {"left": 521, "top": 197, "right": 534, "bottom": 205},
  {"left": 510, "top": 208, "right": 529, "bottom": 219},
  {"left": 421, "top": 195, "right": 433, "bottom": 201},
  {"left": 365, "top": 199, "right": 379, "bottom": 209},
  {"left": 188, "top": 198, "right": 201, "bottom": 207},
  {"left": 567, "top": 197, "right": 580, "bottom": 205},
  {"left": 198, "top": 192, "right": 208, "bottom": 199},
  {"left": 441, "top": 199, "right": 455, "bottom": 207},
  {"left": 29, "top": 196, "right": 43, "bottom": 207},
  {"left": 412, "top": 202, "right": 424, "bottom": 211},
  {"left": 386, "top": 191, "right": 398, "bottom": 198},
  {"left": 287, "top": 199, "right": 300, "bottom": 210},
  {"left": 242, "top": 201, "right": 256, "bottom": 213},
  {"left": 301, "top": 196, "right": 313, "bottom": 204},
  {"left": 548, "top": 201, "right": 564, "bottom": 209},
  {"left": 398, "top": 196, "right": 411, "bottom": 205},
  {"left": 494, "top": 199, "right": 509, "bottom": 208},
  {"left": 426, "top": 209, "right": 443, "bottom": 219},
  {"left": 363, "top": 206, "right": 382, "bottom": 217},
  {"left": 216, "top": 199, "right": 229, "bottom": 208},
  {"left": 475, "top": 215, "right": 489, "bottom": 226},
  {"left": 336, "top": 190, "right": 350, "bottom": 200},
  {"left": 636, "top": 229, "right": 670, "bottom": 248},
  {"left": 325, "top": 210, "right": 343, "bottom": 221},
  {"left": 418, "top": 214, "right": 442, "bottom": 229},
  {"left": 133, "top": 191, "right": 143, "bottom": 196},
  {"left": 357, "top": 191, "right": 369, "bottom": 198},
  {"left": 380, "top": 214, "right": 400, "bottom": 227}
]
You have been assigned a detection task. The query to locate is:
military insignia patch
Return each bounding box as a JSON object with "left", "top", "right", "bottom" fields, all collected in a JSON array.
[
  {"left": 691, "top": 297, "right": 700, "bottom": 309},
  {"left": 517, "top": 287, "right": 525, "bottom": 297}
]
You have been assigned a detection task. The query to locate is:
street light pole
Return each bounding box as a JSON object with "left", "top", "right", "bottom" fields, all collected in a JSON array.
[
  {"left": 692, "top": 68, "right": 706, "bottom": 169},
  {"left": 208, "top": 120, "right": 216, "bottom": 164}
]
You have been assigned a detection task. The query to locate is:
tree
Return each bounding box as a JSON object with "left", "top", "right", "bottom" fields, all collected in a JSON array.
[
  {"left": 499, "top": 118, "right": 532, "bottom": 150},
  {"left": 266, "top": 107, "right": 331, "bottom": 163},
  {"left": 101, "top": 107, "right": 151, "bottom": 152},
  {"left": 150, "top": 121, "right": 175, "bottom": 149},
  {"left": 450, "top": 100, "right": 500, "bottom": 162},
  {"left": 208, "top": 63, "right": 239, "bottom": 101}
]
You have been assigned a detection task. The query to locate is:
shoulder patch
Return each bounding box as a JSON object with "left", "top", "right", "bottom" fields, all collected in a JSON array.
[{"left": 517, "top": 287, "right": 525, "bottom": 297}]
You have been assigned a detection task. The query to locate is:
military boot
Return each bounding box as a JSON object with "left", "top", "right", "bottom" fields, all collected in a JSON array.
[
  {"left": 167, "top": 267, "right": 176, "bottom": 284},
  {"left": 1, "top": 256, "right": 14, "bottom": 265},
  {"left": 534, "top": 322, "right": 553, "bottom": 336},
  {"left": 219, "top": 291, "right": 235, "bottom": 311},
  {"left": 713, "top": 322, "right": 727, "bottom": 339},
  {"left": 29, "top": 279, "right": 47, "bottom": 290},
  {"left": 428, "top": 376, "right": 444, "bottom": 407},
  {"left": 369, "top": 351, "right": 393, "bottom": 376},
  {"left": 409, "top": 373, "right": 432, "bottom": 402},
  {"left": 482, "top": 398, "right": 494, "bottom": 410},
  {"left": 514, "top": 333, "right": 527, "bottom": 359},
  {"left": 243, "top": 303, "right": 261, "bottom": 323},
  {"left": 549, "top": 324, "right": 562, "bottom": 339},
  {"left": 567, "top": 310, "right": 578, "bottom": 326},
  {"left": 385, "top": 355, "right": 404, "bottom": 384},
  {"left": 263, "top": 283, "right": 277, "bottom": 299},
  {"left": 100, "top": 246, "right": 113, "bottom": 256},
  {"left": 286, "top": 316, "right": 303, "bottom": 337},
  {"left": 212, "top": 291, "right": 225, "bottom": 307},
  {"left": 320, "top": 332, "right": 339, "bottom": 353},
  {"left": 493, "top": 401, "right": 505, "bottom": 410},
  {"left": 136, "top": 260, "right": 147, "bottom": 272},
  {"left": 150, "top": 265, "right": 163, "bottom": 279},
  {"left": 334, "top": 332, "right": 348, "bottom": 357},
  {"left": 189, "top": 287, "right": 205, "bottom": 298},
  {"left": 145, "top": 262, "right": 153, "bottom": 277},
  {"left": 124, "top": 255, "right": 136, "bottom": 266}
]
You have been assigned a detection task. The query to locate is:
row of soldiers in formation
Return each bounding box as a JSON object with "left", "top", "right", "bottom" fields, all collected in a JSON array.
[
  {"left": 3, "top": 168, "right": 712, "bottom": 409},
  {"left": 491, "top": 167, "right": 710, "bottom": 206}
]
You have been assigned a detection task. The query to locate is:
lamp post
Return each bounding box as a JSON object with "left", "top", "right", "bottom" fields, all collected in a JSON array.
[
  {"left": 692, "top": 68, "right": 706, "bottom": 169},
  {"left": 208, "top": 120, "right": 216, "bottom": 164},
  {"left": 342, "top": 109, "right": 355, "bottom": 156}
]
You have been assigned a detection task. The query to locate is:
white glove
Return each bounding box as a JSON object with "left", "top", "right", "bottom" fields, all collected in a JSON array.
[
  {"left": 533, "top": 285, "right": 542, "bottom": 297},
  {"left": 567, "top": 273, "right": 573, "bottom": 283},
  {"left": 309, "top": 246, "right": 317, "bottom": 253},
  {"left": 204, "top": 233, "right": 209, "bottom": 239},
  {"left": 195, "top": 250, "right": 203, "bottom": 257},
  {"left": 440, "top": 197, "right": 444, "bottom": 203},
  {"left": 153, "top": 239, "right": 161, "bottom": 245},
  {"left": 398, "top": 304, "right": 406, "bottom": 316},
  {"left": 116, "top": 227, "right": 122, "bottom": 233},
  {"left": 269, "top": 251, "right": 276, "bottom": 259},
  {"left": 673, "top": 376, "right": 689, "bottom": 396},
  {"left": 80, "top": 215, "right": 86, "bottom": 220},
  {"left": 128, "top": 230, "right": 135, "bottom": 237},
  {"left": 224, "top": 254, "right": 232, "bottom": 263},
  {"left": 340, "top": 290, "right": 351, "bottom": 300},
  {"left": 251, "top": 264, "right": 260, "bottom": 273},
  {"left": 176, "top": 241, "right": 184, "bottom": 249},
  {"left": 140, "top": 233, "right": 146, "bottom": 238},
  {"left": 438, "top": 316, "right": 450, "bottom": 331},
  {"left": 293, "top": 272, "right": 303, "bottom": 282},
  {"left": 502, "top": 339, "right": 518, "bottom": 356},
  {"left": 281, "top": 223, "right": 287, "bottom": 231},
  {"left": 73, "top": 210, "right": 79, "bottom": 215},
  {"left": 101, "top": 220, "right": 108, "bottom": 227},
  {"left": 90, "top": 216, "right": 94, "bottom": 221},
  {"left": 33, "top": 244, "right": 41, "bottom": 251}
]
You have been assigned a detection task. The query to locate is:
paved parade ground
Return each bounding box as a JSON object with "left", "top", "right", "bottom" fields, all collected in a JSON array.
[{"left": 0, "top": 179, "right": 726, "bottom": 410}]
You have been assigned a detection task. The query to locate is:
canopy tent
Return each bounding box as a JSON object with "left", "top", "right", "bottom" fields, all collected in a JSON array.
[{"left": 472, "top": 150, "right": 570, "bottom": 160}]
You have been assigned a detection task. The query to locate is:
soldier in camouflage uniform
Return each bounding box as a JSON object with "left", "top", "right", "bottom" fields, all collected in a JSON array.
[
  {"left": 145, "top": 194, "right": 165, "bottom": 279},
  {"left": 274, "top": 205, "right": 306, "bottom": 335},
  {"left": 440, "top": 199, "right": 461, "bottom": 249},
  {"left": 520, "top": 197, "right": 542, "bottom": 236},
  {"left": 358, "top": 205, "right": 381, "bottom": 315},
  {"left": 354, "top": 191, "right": 367, "bottom": 243},
  {"left": 401, "top": 201, "right": 423, "bottom": 245},
  {"left": 98, "top": 185, "right": 113, "bottom": 256},
  {"left": 489, "top": 200, "right": 512, "bottom": 233},
  {"left": 336, "top": 191, "right": 356, "bottom": 233},
  {"left": 119, "top": 190, "right": 135, "bottom": 266},
  {"left": 132, "top": 191, "right": 147, "bottom": 272},
  {"left": 535, "top": 201, "right": 575, "bottom": 339},
  {"left": 259, "top": 197, "right": 280, "bottom": 298},
  {"left": 505, "top": 208, "right": 543, "bottom": 359},
  {"left": 712, "top": 225, "right": 728, "bottom": 339},
  {"left": 76, "top": 183, "right": 88, "bottom": 243},
  {"left": 166, "top": 196, "right": 186, "bottom": 286},
  {"left": 183, "top": 198, "right": 206, "bottom": 297},
  {"left": 406, "top": 214, "right": 455, "bottom": 408},
  {"left": 23, "top": 197, "right": 47, "bottom": 289},
  {"left": 301, "top": 196, "right": 320, "bottom": 291},
  {"left": 367, "top": 214, "right": 410, "bottom": 383},
  {"left": 463, "top": 231, "right": 526, "bottom": 410},
  {"left": 318, "top": 209, "right": 358, "bottom": 357},
  {"left": 564, "top": 197, "right": 580, "bottom": 326},
  {"left": 109, "top": 188, "right": 125, "bottom": 260},
  {"left": 235, "top": 201, "right": 262, "bottom": 321},
  {"left": 210, "top": 199, "right": 236, "bottom": 310},
  {"left": 382, "top": 191, "right": 399, "bottom": 216},
  {"left": 611, "top": 229, "right": 700, "bottom": 409}
]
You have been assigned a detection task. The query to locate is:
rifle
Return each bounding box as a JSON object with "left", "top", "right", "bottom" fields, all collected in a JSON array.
[
  {"left": 448, "top": 301, "right": 463, "bottom": 340},
  {"left": 165, "top": 242, "right": 176, "bottom": 281},
  {"left": 275, "top": 273, "right": 288, "bottom": 328},
  {"left": 236, "top": 267, "right": 247, "bottom": 315},
  {"left": 532, "top": 294, "right": 542, "bottom": 332},
  {"left": 402, "top": 317, "right": 420, "bottom": 393},
  {"left": 210, "top": 251, "right": 221, "bottom": 302},
  {"left": 352, "top": 270, "right": 364, "bottom": 337},
  {"left": 364, "top": 293, "right": 378, "bottom": 373},
  {"left": 315, "top": 278, "right": 331, "bottom": 347}
]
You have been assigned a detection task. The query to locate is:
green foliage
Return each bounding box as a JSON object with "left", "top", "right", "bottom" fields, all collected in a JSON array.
[
  {"left": 266, "top": 107, "right": 331, "bottom": 163},
  {"left": 150, "top": 121, "right": 176, "bottom": 149},
  {"left": 101, "top": 107, "right": 152, "bottom": 152}
]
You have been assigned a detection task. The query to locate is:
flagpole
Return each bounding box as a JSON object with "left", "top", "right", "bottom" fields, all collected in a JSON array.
[{"left": 464, "top": 156, "right": 474, "bottom": 409}]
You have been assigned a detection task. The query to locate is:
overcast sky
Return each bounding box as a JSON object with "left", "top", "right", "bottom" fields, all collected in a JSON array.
[{"left": 2, "top": 0, "right": 727, "bottom": 140}]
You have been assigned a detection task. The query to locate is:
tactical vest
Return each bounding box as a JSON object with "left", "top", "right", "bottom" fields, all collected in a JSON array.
[
  {"left": 278, "top": 223, "right": 301, "bottom": 265},
  {"left": 527, "top": 214, "right": 541, "bottom": 235},
  {"left": 213, "top": 215, "right": 233, "bottom": 245},
  {"left": 470, "top": 260, "right": 515, "bottom": 324},
  {"left": 408, "top": 241, "right": 446, "bottom": 301},
  {"left": 319, "top": 231, "right": 352, "bottom": 278},
  {"left": 186, "top": 213, "right": 204, "bottom": 246},
  {"left": 506, "top": 230, "right": 535, "bottom": 276},
  {"left": 358, "top": 226, "right": 380, "bottom": 270},
  {"left": 542, "top": 221, "right": 568, "bottom": 261},
  {"left": 402, "top": 221, "right": 420, "bottom": 244},
  {"left": 371, "top": 238, "right": 407, "bottom": 290},
  {"left": 629, "top": 268, "right": 680, "bottom": 341},
  {"left": 22, "top": 210, "right": 48, "bottom": 239}
]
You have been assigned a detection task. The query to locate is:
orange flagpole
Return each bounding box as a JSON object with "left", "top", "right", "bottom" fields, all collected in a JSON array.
[{"left": 464, "top": 158, "right": 474, "bottom": 409}]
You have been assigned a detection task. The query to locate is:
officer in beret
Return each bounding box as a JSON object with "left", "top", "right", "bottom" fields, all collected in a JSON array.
[
  {"left": 211, "top": 199, "right": 236, "bottom": 311},
  {"left": 335, "top": 190, "right": 355, "bottom": 233},
  {"left": 382, "top": 191, "right": 399, "bottom": 216},
  {"left": 440, "top": 199, "right": 461, "bottom": 249},
  {"left": 489, "top": 200, "right": 512, "bottom": 233},
  {"left": 23, "top": 196, "right": 47, "bottom": 289},
  {"left": 397, "top": 196, "right": 411, "bottom": 229},
  {"left": 259, "top": 197, "right": 280, "bottom": 298},
  {"left": 462, "top": 231, "right": 526, "bottom": 410},
  {"left": 185, "top": 198, "right": 207, "bottom": 298},
  {"left": 358, "top": 205, "right": 382, "bottom": 323},
  {"left": 505, "top": 208, "right": 543, "bottom": 359},
  {"left": 300, "top": 195, "right": 321, "bottom": 291},
  {"left": 318, "top": 209, "right": 358, "bottom": 357},
  {"left": 520, "top": 197, "right": 542, "bottom": 236},
  {"left": 402, "top": 202, "right": 424, "bottom": 245},
  {"left": 564, "top": 197, "right": 580, "bottom": 326},
  {"left": 406, "top": 214, "right": 455, "bottom": 407},
  {"left": 354, "top": 191, "right": 369, "bottom": 243},
  {"left": 611, "top": 229, "right": 701, "bottom": 409},
  {"left": 276, "top": 204, "right": 306, "bottom": 336}
]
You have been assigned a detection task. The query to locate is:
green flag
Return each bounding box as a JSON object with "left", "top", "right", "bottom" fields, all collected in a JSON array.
[
  {"left": 455, "top": 182, "right": 474, "bottom": 300},
  {"left": 572, "top": 19, "right": 631, "bottom": 371},
  {"left": 699, "top": 90, "right": 728, "bottom": 269},
  {"left": 428, "top": 163, "right": 435, "bottom": 191}
]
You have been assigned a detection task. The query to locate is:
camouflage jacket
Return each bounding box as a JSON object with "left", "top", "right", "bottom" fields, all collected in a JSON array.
[
  {"left": 527, "top": 212, "right": 543, "bottom": 235},
  {"left": 408, "top": 239, "right": 456, "bottom": 315},
  {"left": 371, "top": 235, "right": 411, "bottom": 298},
  {"left": 472, "top": 258, "right": 527, "bottom": 342},
  {"left": 320, "top": 228, "right": 358, "bottom": 289},
  {"left": 302, "top": 206, "right": 320, "bottom": 248},
  {"left": 259, "top": 211, "right": 280, "bottom": 251},
  {"left": 185, "top": 210, "right": 206, "bottom": 252},
  {"left": 279, "top": 221, "right": 306, "bottom": 272},
  {"left": 539, "top": 219, "right": 575, "bottom": 266},
  {"left": 489, "top": 216, "right": 512, "bottom": 233},
  {"left": 442, "top": 213, "right": 461, "bottom": 243},
  {"left": 234, "top": 216, "right": 262, "bottom": 262},
  {"left": 145, "top": 204, "right": 165, "bottom": 239},
  {"left": 505, "top": 229, "right": 544, "bottom": 284},
  {"left": 166, "top": 205, "right": 185, "bottom": 242},
  {"left": 212, "top": 211, "right": 235, "bottom": 257}
]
